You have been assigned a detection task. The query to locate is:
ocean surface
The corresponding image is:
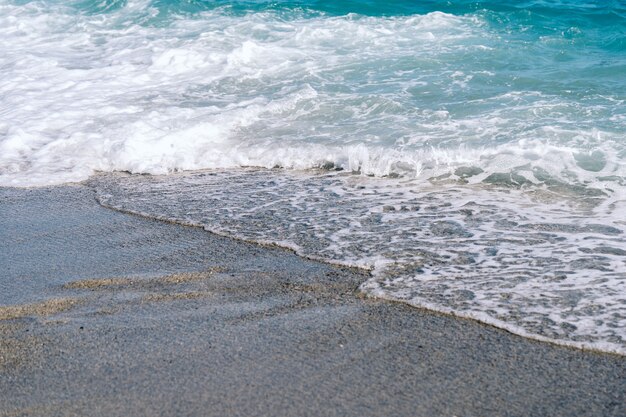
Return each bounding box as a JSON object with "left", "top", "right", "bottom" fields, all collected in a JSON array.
[{"left": 1, "top": 0, "right": 625, "bottom": 353}]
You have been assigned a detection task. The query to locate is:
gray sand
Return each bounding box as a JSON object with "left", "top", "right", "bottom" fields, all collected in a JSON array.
[{"left": 0, "top": 184, "right": 624, "bottom": 417}]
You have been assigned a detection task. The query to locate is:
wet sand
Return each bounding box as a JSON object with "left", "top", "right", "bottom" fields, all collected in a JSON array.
[{"left": 0, "top": 184, "right": 624, "bottom": 417}]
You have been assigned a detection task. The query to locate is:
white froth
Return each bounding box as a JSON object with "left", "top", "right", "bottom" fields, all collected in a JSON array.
[{"left": 1, "top": 2, "right": 624, "bottom": 191}]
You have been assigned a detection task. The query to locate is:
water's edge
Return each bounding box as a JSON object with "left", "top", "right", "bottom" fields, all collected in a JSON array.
[{"left": 86, "top": 173, "right": 625, "bottom": 356}]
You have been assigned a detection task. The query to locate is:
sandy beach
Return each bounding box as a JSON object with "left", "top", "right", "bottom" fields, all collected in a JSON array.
[{"left": 0, "top": 184, "right": 624, "bottom": 417}]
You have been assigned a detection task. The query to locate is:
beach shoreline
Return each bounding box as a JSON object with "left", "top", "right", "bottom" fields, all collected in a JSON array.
[{"left": 0, "top": 183, "right": 624, "bottom": 416}]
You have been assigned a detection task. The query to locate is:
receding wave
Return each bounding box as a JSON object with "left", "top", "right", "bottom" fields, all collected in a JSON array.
[{"left": 91, "top": 169, "right": 626, "bottom": 354}]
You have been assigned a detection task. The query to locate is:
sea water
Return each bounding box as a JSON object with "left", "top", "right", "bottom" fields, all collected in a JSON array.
[{"left": 1, "top": 0, "right": 625, "bottom": 353}]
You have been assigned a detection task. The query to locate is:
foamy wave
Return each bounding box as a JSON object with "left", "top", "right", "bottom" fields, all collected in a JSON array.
[{"left": 2, "top": 2, "right": 623, "bottom": 189}]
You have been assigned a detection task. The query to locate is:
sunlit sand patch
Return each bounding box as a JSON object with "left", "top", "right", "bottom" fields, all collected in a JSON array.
[
  {"left": 155, "top": 269, "right": 225, "bottom": 284},
  {"left": 58, "top": 269, "right": 228, "bottom": 311},
  {"left": 0, "top": 298, "right": 81, "bottom": 321},
  {"left": 63, "top": 268, "right": 226, "bottom": 291},
  {"left": 63, "top": 278, "right": 132, "bottom": 290},
  {"left": 141, "top": 291, "right": 214, "bottom": 303}
]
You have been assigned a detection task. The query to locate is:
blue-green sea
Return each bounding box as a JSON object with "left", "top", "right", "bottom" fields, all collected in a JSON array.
[{"left": 1, "top": 0, "right": 625, "bottom": 353}]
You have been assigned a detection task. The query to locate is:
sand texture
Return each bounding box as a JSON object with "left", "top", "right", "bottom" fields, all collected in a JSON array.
[{"left": 0, "top": 185, "right": 624, "bottom": 417}]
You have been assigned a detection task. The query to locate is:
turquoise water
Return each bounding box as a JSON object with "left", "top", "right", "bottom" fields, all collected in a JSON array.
[
  {"left": 1, "top": 0, "right": 624, "bottom": 185},
  {"left": 55, "top": 0, "right": 626, "bottom": 19},
  {"left": 1, "top": 0, "right": 625, "bottom": 353}
]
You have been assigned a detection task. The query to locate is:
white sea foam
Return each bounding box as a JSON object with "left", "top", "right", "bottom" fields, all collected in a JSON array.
[{"left": 1, "top": 1, "right": 624, "bottom": 190}]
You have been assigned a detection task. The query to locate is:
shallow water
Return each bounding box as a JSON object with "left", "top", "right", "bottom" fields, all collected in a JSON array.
[
  {"left": 1, "top": 0, "right": 625, "bottom": 353},
  {"left": 92, "top": 169, "right": 626, "bottom": 354}
]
